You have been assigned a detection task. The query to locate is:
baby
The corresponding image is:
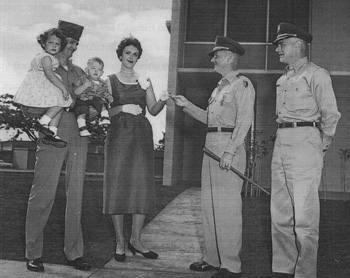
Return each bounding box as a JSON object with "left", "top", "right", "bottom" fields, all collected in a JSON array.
[{"left": 73, "top": 57, "right": 113, "bottom": 136}]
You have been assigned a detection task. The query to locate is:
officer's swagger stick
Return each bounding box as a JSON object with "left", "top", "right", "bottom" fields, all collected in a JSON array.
[{"left": 203, "top": 147, "right": 270, "bottom": 196}]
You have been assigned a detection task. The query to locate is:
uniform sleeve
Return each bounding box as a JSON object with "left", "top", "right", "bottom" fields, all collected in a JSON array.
[
  {"left": 72, "top": 74, "right": 87, "bottom": 91},
  {"left": 312, "top": 69, "right": 341, "bottom": 149},
  {"left": 224, "top": 79, "right": 256, "bottom": 155},
  {"left": 183, "top": 101, "right": 208, "bottom": 124}
]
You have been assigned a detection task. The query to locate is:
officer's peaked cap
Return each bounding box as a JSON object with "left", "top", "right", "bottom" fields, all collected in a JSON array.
[
  {"left": 273, "top": 22, "right": 312, "bottom": 45},
  {"left": 208, "top": 36, "right": 245, "bottom": 56}
]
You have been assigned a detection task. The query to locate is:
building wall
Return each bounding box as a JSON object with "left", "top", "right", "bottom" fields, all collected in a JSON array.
[
  {"left": 311, "top": 0, "right": 350, "bottom": 72},
  {"left": 163, "top": 0, "right": 187, "bottom": 186},
  {"left": 164, "top": 0, "right": 350, "bottom": 194}
]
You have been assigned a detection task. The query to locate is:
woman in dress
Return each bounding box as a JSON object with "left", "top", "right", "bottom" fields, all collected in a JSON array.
[{"left": 103, "top": 36, "right": 169, "bottom": 262}]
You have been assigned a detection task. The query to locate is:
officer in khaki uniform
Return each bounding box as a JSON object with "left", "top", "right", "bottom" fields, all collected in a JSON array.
[
  {"left": 173, "top": 36, "right": 255, "bottom": 278},
  {"left": 261, "top": 23, "right": 341, "bottom": 278}
]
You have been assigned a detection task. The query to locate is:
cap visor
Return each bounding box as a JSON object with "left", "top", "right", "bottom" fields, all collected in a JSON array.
[{"left": 208, "top": 46, "right": 229, "bottom": 56}]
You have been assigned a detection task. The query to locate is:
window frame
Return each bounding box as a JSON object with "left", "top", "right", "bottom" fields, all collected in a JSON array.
[{"left": 184, "top": 0, "right": 312, "bottom": 70}]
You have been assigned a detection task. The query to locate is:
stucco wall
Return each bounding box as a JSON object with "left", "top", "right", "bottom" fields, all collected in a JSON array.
[
  {"left": 164, "top": 0, "right": 350, "bottom": 195},
  {"left": 311, "top": 0, "right": 350, "bottom": 71}
]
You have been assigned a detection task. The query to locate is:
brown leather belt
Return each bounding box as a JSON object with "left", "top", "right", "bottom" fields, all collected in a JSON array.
[
  {"left": 207, "top": 127, "right": 234, "bottom": 132},
  {"left": 278, "top": 122, "right": 317, "bottom": 128}
]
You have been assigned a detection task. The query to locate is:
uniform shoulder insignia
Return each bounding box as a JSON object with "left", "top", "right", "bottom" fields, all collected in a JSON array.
[{"left": 237, "top": 74, "right": 249, "bottom": 88}]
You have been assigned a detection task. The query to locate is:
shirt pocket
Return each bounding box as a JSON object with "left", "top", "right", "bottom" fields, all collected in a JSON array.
[
  {"left": 220, "top": 92, "right": 235, "bottom": 121},
  {"left": 285, "top": 80, "right": 313, "bottom": 111}
]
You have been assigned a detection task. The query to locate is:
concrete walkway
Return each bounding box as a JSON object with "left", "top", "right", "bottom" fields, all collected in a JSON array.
[{"left": 0, "top": 187, "right": 219, "bottom": 278}]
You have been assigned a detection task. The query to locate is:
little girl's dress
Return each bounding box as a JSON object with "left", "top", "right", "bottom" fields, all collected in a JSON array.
[{"left": 14, "top": 51, "right": 72, "bottom": 108}]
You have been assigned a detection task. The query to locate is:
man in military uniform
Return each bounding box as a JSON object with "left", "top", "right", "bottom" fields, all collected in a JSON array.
[
  {"left": 173, "top": 36, "right": 255, "bottom": 278},
  {"left": 25, "top": 21, "right": 91, "bottom": 273},
  {"left": 261, "top": 22, "right": 341, "bottom": 278}
]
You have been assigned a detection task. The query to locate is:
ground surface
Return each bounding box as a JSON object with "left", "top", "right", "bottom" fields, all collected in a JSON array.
[{"left": 1, "top": 172, "right": 349, "bottom": 277}]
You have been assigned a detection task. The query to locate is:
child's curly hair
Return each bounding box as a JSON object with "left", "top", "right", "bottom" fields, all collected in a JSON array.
[{"left": 37, "top": 28, "right": 67, "bottom": 51}]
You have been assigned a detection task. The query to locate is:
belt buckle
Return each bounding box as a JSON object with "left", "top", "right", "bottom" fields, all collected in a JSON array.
[
  {"left": 292, "top": 122, "right": 297, "bottom": 128},
  {"left": 279, "top": 123, "right": 286, "bottom": 128},
  {"left": 217, "top": 127, "right": 221, "bottom": 132}
]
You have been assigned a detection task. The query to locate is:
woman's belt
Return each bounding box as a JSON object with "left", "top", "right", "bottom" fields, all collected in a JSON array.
[
  {"left": 108, "top": 106, "right": 122, "bottom": 118},
  {"left": 278, "top": 122, "right": 318, "bottom": 128}
]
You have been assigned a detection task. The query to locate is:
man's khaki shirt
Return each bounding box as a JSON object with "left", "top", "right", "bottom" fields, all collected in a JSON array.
[
  {"left": 183, "top": 70, "right": 255, "bottom": 155},
  {"left": 276, "top": 57, "right": 341, "bottom": 148}
]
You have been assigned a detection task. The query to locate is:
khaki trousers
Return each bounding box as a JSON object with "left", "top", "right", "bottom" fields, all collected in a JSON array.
[
  {"left": 201, "top": 133, "right": 246, "bottom": 273},
  {"left": 25, "top": 112, "right": 88, "bottom": 260},
  {"left": 271, "top": 127, "right": 323, "bottom": 278}
]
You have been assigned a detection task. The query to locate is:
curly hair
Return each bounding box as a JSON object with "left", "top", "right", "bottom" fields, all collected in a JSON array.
[
  {"left": 116, "top": 36, "right": 143, "bottom": 60},
  {"left": 37, "top": 28, "right": 67, "bottom": 51}
]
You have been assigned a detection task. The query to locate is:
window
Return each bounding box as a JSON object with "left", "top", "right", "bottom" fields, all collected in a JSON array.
[
  {"left": 186, "top": 0, "right": 310, "bottom": 43},
  {"left": 186, "top": 0, "right": 225, "bottom": 42},
  {"left": 185, "top": 0, "right": 310, "bottom": 70},
  {"left": 268, "top": 0, "right": 309, "bottom": 42},
  {"left": 227, "top": 0, "right": 267, "bottom": 42}
]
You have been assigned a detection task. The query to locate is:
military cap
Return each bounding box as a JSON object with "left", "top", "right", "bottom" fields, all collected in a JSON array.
[
  {"left": 57, "top": 20, "right": 84, "bottom": 42},
  {"left": 208, "top": 36, "right": 245, "bottom": 56},
  {"left": 273, "top": 22, "right": 312, "bottom": 45}
]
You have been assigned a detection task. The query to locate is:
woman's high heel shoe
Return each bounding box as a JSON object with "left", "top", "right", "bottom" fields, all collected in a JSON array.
[
  {"left": 128, "top": 241, "right": 158, "bottom": 259},
  {"left": 114, "top": 244, "right": 126, "bottom": 262},
  {"left": 114, "top": 252, "right": 126, "bottom": 262}
]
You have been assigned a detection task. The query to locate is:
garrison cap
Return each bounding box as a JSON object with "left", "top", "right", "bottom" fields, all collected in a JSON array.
[
  {"left": 273, "top": 22, "right": 312, "bottom": 45},
  {"left": 208, "top": 36, "right": 245, "bottom": 56},
  {"left": 57, "top": 20, "right": 84, "bottom": 42}
]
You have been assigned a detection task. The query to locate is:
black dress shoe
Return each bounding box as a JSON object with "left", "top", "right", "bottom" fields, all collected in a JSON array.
[
  {"left": 211, "top": 268, "right": 241, "bottom": 278},
  {"left": 67, "top": 257, "right": 91, "bottom": 271},
  {"left": 260, "top": 273, "right": 294, "bottom": 278},
  {"left": 128, "top": 241, "right": 158, "bottom": 259},
  {"left": 26, "top": 258, "right": 44, "bottom": 272},
  {"left": 189, "top": 261, "right": 220, "bottom": 272},
  {"left": 114, "top": 252, "right": 126, "bottom": 262},
  {"left": 42, "top": 135, "right": 67, "bottom": 148}
]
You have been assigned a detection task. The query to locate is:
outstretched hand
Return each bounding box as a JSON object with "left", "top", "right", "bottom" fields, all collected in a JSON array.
[
  {"left": 171, "top": 95, "right": 188, "bottom": 107},
  {"left": 159, "top": 91, "right": 171, "bottom": 102}
]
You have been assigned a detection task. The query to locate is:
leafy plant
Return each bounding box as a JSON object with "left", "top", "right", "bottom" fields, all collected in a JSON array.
[
  {"left": 154, "top": 132, "right": 165, "bottom": 151},
  {"left": 244, "top": 130, "right": 275, "bottom": 196},
  {"left": 339, "top": 148, "right": 350, "bottom": 162},
  {"left": 0, "top": 94, "right": 37, "bottom": 141},
  {"left": 0, "top": 94, "right": 108, "bottom": 144},
  {"left": 87, "top": 119, "right": 107, "bottom": 144}
]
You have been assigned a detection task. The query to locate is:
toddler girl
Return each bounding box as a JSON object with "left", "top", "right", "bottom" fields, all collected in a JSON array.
[{"left": 14, "top": 28, "right": 72, "bottom": 147}]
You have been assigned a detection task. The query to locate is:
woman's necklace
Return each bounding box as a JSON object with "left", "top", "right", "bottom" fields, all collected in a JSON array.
[
  {"left": 119, "top": 69, "right": 137, "bottom": 83},
  {"left": 120, "top": 69, "right": 134, "bottom": 74}
]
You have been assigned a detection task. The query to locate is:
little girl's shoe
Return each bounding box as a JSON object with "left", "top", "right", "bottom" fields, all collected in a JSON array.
[
  {"left": 34, "top": 122, "right": 54, "bottom": 136},
  {"left": 99, "top": 117, "right": 110, "bottom": 126},
  {"left": 42, "top": 135, "right": 67, "bottom": 148},
  {"left": 79, "top": 126, "right": 91, "bottom": 137}
]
